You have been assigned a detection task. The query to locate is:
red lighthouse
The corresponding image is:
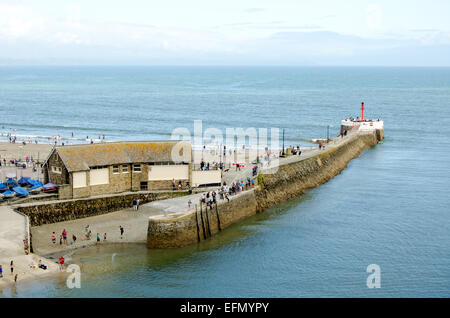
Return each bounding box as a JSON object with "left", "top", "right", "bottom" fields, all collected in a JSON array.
[{"left": 361, "top": 102, "right": 365, "bottom": 122}]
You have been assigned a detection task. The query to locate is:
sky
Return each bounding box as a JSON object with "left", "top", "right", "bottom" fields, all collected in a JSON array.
[{"left": 0, "top": 0, "right": 450, "bottom": 65}]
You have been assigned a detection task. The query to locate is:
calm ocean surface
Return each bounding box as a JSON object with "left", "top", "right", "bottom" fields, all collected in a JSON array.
[{"left": 0, "top": 66, "right": 449, "bottom": 297}]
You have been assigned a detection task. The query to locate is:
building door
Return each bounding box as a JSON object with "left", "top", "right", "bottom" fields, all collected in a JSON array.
[{"left": 140, "top": 181, "right": 148, "bottom": 191}]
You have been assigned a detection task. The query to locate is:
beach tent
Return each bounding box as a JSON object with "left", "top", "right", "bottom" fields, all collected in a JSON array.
[
  {"left": 0, "top": 183, "right": 8, "bottom": 191},
  {"left": 13, "top": 186, "right": 29, "bottom": 197}
]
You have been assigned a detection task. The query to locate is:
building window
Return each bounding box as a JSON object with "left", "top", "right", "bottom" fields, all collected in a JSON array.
[
  {"left": 133, "top": 164, "right": 141, "bottom": 173},
  {"left": 91, "top": 165, "right": 108, "bottom": 170},
  {"left": 140, "top": 181, "right": 148, "bottom": 191},
  {"left": 52, "top": 166, "right": 62, "bottom": 174},
  {"left": 122, "top": 165, "right": 128, "bottom": 173},
  {"left": 113, "top": 165, "right": 120, "bottom": 174}
]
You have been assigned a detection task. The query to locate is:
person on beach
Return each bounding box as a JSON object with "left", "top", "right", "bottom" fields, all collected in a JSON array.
[
  {"left": 85, "top": 225, "right": 91, "bottom": 240},
  {"left": 59, "top": 235, "right": 63, "bottom": 245},
  {"left": 188, "top": 199, "right": 192, "bottom": 209},
  {"left": 72, "top": 234, "right": 77, "bottom": 244},
  {"left": 14, "top": 274, "right": 18, "bottom": 285},
  {"left": 0, "top": 265, "right": 3, "bottom": 278},
  {"left": 120, "top": 226, "right": 124, "bottom": 239},
  {"left": 58, "top": 256, "right": 65, "bottom": 271},
  {"left": 10, "top": 261, "right": 14, "bottom": 275},
  {"left": 132, "top": 199, "right": 137, "bottom": 210},
  {"left": 62, "top": 229, "right": 68, "bottom": 245},
  {"left": 104, "top": 233, "right": 107, "bottom": 241},
  {"left": 38, "top": 260, "right": 47, "bottom": 270},
  {"left": 136, "top": 199, "right": 140, "bottom": 210},
  {"left": 51, "top": 232, "right": 56, "bottom": 246}
]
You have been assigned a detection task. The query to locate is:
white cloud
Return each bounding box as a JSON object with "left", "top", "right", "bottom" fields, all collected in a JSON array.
[
  {"left": 0, "top": 4, "right": 46, "bottom": 39},
  {"left": 244, "top": 8, "right": 265, "bottom": 13},
  {"left": 0, "top": 3, "right": 235, "bottom": 56},
  {"left": 0, "top": 3, "right": 449, "bottom": 65},
  {"left": 366, "top": 4, "right": 382, "bottom": 31}
]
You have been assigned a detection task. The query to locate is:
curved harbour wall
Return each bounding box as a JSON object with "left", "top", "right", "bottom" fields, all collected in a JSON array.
[
  {"left": 147, "top": 133, "right": 379, "bottom": 249},
  {"left": 255, "top": 133, "right": 379, "bottom": 211}
]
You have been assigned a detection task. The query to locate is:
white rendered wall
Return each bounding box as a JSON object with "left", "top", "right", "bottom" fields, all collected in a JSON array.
[
  {"left": 90, "top": 168, "right": 109, "bottom": 186},
  {"left": 191, "top": 170, "right": 221, "bottom": 186},
  {"left": 148, "top": 165, "right": 189, "bottom": 181},
  {"left": 73, "top": 172, "right": 87, "bottom": 189}
]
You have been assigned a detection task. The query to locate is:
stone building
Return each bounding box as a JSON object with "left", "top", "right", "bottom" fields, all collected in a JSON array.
[{"left": 43, "top": 141, "right": 193, "bottom": 199}]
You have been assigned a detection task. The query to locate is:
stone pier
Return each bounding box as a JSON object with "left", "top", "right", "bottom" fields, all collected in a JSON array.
[{"left": 147, "top": 132, "right": 379, "bottom": 248}]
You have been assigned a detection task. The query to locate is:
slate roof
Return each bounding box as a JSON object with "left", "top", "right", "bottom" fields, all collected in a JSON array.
[{"left": 49, "top": 141, "right": 191, "bottom": 172}]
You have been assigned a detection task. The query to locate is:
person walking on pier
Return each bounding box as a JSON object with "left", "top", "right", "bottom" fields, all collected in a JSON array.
[
  {"left": 120, "top": 226, "right": 124, "bottom": 239},
  {"left": 0, "top": 265, "right": 3, "bottom": 278}
]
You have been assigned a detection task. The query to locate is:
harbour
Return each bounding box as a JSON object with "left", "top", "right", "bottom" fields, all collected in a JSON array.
[{"left": 0, "top": 66, "right": 449, "bottom": 298}]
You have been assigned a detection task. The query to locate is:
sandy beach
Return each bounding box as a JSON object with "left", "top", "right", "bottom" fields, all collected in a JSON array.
[
  {"left": 0, "top": 205, "right": 60, "bottom": 289},
  {"left": 0, "top": 142, "right": 52, "bottom": 163}
]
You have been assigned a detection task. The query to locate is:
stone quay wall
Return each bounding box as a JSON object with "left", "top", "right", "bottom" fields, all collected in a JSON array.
[
  {"left": 147, "top": 189, "right": 258, "bottom": 249},
  {"left": 17, "top": 191, "right": 188, "bottom": 226}
]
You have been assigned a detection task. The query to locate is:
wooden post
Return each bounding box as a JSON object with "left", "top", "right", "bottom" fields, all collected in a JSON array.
[{"left": 195, "top": 204, "right": 201, "bottom": 243}]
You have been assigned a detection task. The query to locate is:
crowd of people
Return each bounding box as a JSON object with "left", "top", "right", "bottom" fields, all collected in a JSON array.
[
  {"left": 196, "top": 177, "right": 257, "bottom": 210},
  {"left": 49, "top": 224, "right": 126, "bottom": 249},
  {"left": 0, "top": 154, "right": 41, "bottom": 170},
  {"left": 1, "top": 129, "right": 108, "bottom": 147}
]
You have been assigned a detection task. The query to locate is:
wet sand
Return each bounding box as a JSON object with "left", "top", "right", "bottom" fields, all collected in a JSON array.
[{"left": 31, "top": 204, "right": 171, "bottom": 256}]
